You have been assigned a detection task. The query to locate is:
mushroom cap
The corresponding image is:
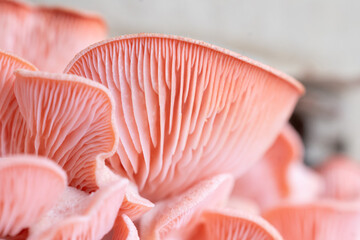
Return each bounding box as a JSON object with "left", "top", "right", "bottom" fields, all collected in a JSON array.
[
  {"left": 263, "top": 201, "right": 360, "bottom": 240},
  {"left": 117, "top": 183, "right": 154, "bottom": 221},
  {"left": 0, "top": 155, "right": 67, "bottom": 237},
  {"left": 13, "top": 70, "right": 118, "bottom": 192},
  {"left": 139, "top": 174, "right": 234, "bottom": 240},
  {"left": 0, "top": 50, "right": 37, "bottom": 157},
  {"left": 318, "top": 155, "right": 360, "bottom": 200},
  {"left": 112, "top": 214, "right": 140, "bottom": 240},
  {"left": 65, "top": 33, "right": 304, "bottom": 201},
  {"left": 232, "top": 124, "right": 322, "bottom": 210},
  {"left": 190, "top": 209, "right": 283, "bottom": 240},
  {"left": 29, "top": 179, "right": 128, "bottom": 240},
  {"left": 0, "top": 0, "right": 107, "bottom": 72}
]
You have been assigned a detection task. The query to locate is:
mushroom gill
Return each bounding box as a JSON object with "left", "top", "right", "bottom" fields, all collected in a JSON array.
[
  {"left": 0, "top": 51, "right": 37, "bottom": 156},
  {"left": 190, "top": 209, "right": 283, "bottom": 240},
  {"left": 112, "top": 214, "right": 140, "bottom": 240},
  {"left": 13, "top": 70, "right": 118, "bottom": 192}
]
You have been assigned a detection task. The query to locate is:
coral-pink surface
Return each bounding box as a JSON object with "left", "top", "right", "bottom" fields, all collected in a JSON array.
[{"left": 1, "top": 1, "right": 360, "bottom": 239}]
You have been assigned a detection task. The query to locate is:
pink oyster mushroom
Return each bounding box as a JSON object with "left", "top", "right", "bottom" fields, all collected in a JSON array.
[
  {"left": 0, "top": 31, "right": 305, "bottom": 238},
  {"left": 0, "top": 51, "right": 133, "bottom": 239},
  {"left": 232, "top": 124, "right": 323, "bottom": 211},
  {"left": 317, "top": 155, "right": 360, "bottom": 201},
  {"left": 263, "top": 200, "right": 360, "bottom": 240},
  {"left": 0, "top": 0, "right": 107, "bottom": 72},
  {"left": 65, "top": 33, "right": 304, "bottom": 202}
]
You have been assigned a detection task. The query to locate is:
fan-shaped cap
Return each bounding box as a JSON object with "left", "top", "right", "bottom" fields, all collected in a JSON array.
[
  {"left": 318, "top": 155, "right": 360, "bottom": 200},
  {"left": 112, "top": 214, "right": 140, "bottom": 240},
  {"left": 13, "top": 70, "right": 118, "bottom": 192},
  {"left": 0, "top": 50, "right": 37, "bottom": 157},
  {"left": 263, "top": 201, "right": 360, "bottom": 240},
  {"left": 0, "top": 155, "right": 66, "bottom": 237},
  {"left": 0, "top": 0, "right": 107, "bottom": 72},
  {"left": 29, "top": 179, "right": 128, "bottom": 240},
  {"left": 190, "top": 209, "right": 283, "bottom": 240},
  {"left": 65, "top": 33, "right": 304, "bottom": 201},
  {"left": 139, "top": 174, "right": 234, "bottom": 240},
  {"left": 232, "top": 125, "right": 322, "bottom": 210},
  {"left": 118, "top": 183, "right": 154, "bottom": 221}
]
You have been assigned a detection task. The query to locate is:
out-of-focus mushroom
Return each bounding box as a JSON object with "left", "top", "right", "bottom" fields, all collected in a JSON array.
[
  {"left": 0, "top": 155, "right": 67, "bottom": 238},
  {"left": 65, "top": 33, "right": 304, "bottom": 202},
  {"left": 263, "top": 201, "right": 360, "bottom": 240},
  {"left": 318, "top": 155, "right": 360, "bottom": 200},
  {"left": 0, "top": 0, "right": 107, "bottom": 72},
  {"left": 232, "top": 124, "right": 323, "bottom": 210}
]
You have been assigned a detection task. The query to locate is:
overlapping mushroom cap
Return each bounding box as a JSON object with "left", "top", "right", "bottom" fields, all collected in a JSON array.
[
  {"left": 318, "top": 155, "right": 360, "bottom": 200},
  {"left": 28, "top": 179, "right": 128, "bottom": 240},
  {"left": 0, "top": 50, "right": 132, "bottom": 240},
  {"left": 65, "top": 33, "right": 304, "bottom": 201},
  {"left": 0, "top": 155, "right": 129, "bottom": 240},
  {"left": 232, "top": 124, "right": 323, "bottom": 210},
  {"left": 0, "top": 0, "right": 107, "bottom": 72},
  {"left": 139, "top": 174, "right": 234, "bottom": 239},
  {"left": 0, "top": 50, "right": 119, "bottom": 192},
  {"left": 137, "top": 173, "right": 284, "bottom": 240},
  {"left": 0, "top": 155, "right": 66, "bottom": 238}
]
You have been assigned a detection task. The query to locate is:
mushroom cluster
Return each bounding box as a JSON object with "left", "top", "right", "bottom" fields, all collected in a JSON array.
[{"left": 1, "top": 1, "right": 360, "bottom": 239}]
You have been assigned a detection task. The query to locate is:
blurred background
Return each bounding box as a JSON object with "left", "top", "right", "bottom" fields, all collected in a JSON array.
[{"left": 29, "top": 0, "right": 360, "bottom": 165}]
